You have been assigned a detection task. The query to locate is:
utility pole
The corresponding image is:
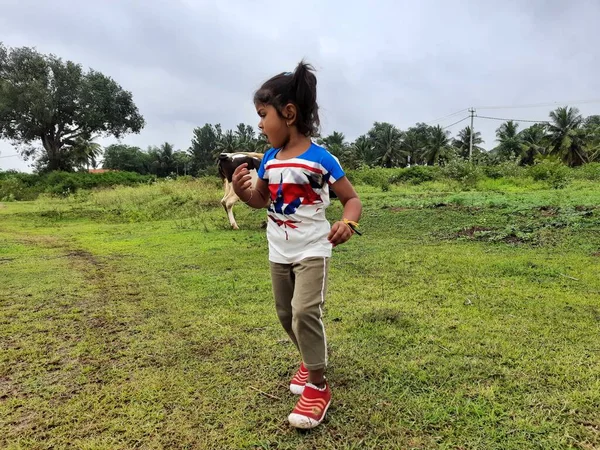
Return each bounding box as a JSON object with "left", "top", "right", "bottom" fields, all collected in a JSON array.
[{"left": 468, "top": 107, "right": 476, "bottom": 162}]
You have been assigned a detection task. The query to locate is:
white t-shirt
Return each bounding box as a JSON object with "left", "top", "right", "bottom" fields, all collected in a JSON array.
[{"left": 257, "top": 143, "right": 346, "bottom": 264}]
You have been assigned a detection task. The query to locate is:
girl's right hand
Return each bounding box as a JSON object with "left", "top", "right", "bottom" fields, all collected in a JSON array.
[{"left": 232, "top": 163, "right": 252, "bottom": 196}]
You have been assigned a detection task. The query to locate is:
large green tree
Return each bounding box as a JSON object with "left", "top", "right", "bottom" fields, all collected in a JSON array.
[
  {"left": 103, "top": 144, "right": 151, "bottom": 174},
  {"left": 188, "top": 123, "right": 222, "bottom": 173},
  {"left": 0, "top": 43, "right": 145, "bottom": 172}
]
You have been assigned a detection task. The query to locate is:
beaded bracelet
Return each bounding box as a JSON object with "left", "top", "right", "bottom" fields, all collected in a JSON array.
[{"left": 343, "top": 218, "right": 362, "bottom": 235}]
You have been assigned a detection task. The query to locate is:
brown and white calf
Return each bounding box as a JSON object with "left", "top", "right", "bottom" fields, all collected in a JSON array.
[{"left": 218, "top": 152, "right": 264, "bottom": 230}]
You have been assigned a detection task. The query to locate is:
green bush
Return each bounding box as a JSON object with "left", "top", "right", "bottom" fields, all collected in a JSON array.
[
  {"left": 347, "top": 167, "right": 399, "bottom": 189},
  {"left": 0, "top": 177, "right": 27, "bottom": 201},
  {"left": 572, "top": 162, "right": 600, "bottom": 181},
  {"left": 0, "top": 171, "right": 42, "bottom": 201},
  {"left": 389, "top": 166, "right": 441, "bottom": 185},
  {"left": 0, "top": 170, "right": 155, "bottom": 200},
  {"left": 441, "top": 160, "right": 484, "bottom": 188},
  {"left": 527, "top": 159, "right": 571, "bottom": 189},
  {"left": 482, "top": 160, "right": 525, "bottom": 179}
]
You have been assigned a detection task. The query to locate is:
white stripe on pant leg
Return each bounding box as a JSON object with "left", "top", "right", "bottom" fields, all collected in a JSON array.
[{"left": 319, "top": 256, "right": 328, "bottom": 367}]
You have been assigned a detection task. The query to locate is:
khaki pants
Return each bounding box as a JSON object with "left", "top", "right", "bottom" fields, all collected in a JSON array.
[{"left": 269, "top": 257, "right": 330, "bottom": 370}]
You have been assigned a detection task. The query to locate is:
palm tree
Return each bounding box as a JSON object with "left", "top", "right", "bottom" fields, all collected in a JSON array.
[
  {"left": 70, "top": 135, "right": 102, "bottom": 171},
  {"left": 547, "top": 106, "right": 587, "bottom": 166},
  {"left": 248, "top": 133, "right": 270, "bottom": 153},
  {"left": 149, "top": 142, "right": 176, "bottom": 176},
  {"left": 217, "top": 130, "right": 237, "bottom": 153},
  {"left": 319, "top": 131, "right": 346, "bottom": 149},
  {"left": 495, "top": 121, "right": 523, "bottom": 161},
  {"left": 518, "top": 124, "right": 547, "bottom": 165},
  {"left": 234, "top": 123, "right": 255, "bottom": 149},
  {"left": 318, "top": 131, "right": 348, "bottom": 160},
  {"left": 453, "top": 126, "right": 484, "bottom": 159},
  {"left": 402, "top": 123, "right": 431, "bottom": 165},
  {"left": 368, "top": 122, "right": 405, "bottom": 167},
  {"left": 582, "top": 115, "right": 600, "bottom": 162},
  {"left": 172, "top": 151, "right": 192, "bottom": 175},
  {"left": 425, "top": 125, "right": 451, "bottom": 165},
  {"left": 352, "top": 135, "right": 375, "bottom": 167}
]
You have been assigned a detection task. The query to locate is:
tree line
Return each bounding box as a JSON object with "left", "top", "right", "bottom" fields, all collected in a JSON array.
[
  {"left": 104, "top": 106, "right": 600, "bottom": 177},
  {"left": 2, "top": 43, "right": 599, "bottom": 176}
]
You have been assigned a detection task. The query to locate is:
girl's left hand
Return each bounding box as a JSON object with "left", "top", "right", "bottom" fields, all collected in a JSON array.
[{"left": 328, "top": 221, "right": 353, "bottom": 247}]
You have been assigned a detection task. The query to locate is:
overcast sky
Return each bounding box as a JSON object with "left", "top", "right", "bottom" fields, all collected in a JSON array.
[{"left": 1, "top": 0, "right": 600, "bottom": 172}]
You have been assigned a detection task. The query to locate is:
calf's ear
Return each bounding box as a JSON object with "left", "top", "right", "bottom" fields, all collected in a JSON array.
[{"left": 250, "top": 157, "right": 262, "bottom": 171}]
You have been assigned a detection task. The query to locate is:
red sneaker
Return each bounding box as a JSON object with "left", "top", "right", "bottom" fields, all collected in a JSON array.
[
  {"left": 288, "top": 381, "right": 332, "bottom": 429},
  {"left": 289, "top": 362, "right": 308, "bottom": 395}
]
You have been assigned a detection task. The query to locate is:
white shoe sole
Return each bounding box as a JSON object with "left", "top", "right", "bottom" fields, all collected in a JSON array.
[
  {"left": 288, "top": 400, "right": 331, "bottom": 429},
  {"left": 289, "top": 383, "right": 304, "bottom": 395}
]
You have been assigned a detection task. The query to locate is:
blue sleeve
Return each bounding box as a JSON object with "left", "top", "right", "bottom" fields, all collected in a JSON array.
[
  {"left": 257, "top": 148, "right": 273, "bottom": 179},
  {"left": 321, "top": 151, "right": 345, "bottom": 184}
]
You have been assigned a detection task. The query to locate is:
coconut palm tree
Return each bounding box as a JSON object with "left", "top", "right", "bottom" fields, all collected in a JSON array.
[
  {"left": 352, "top": 135, "right": 375, "bottom": 167},
  {"left": 148, "top": 142, "right": 176, "bottom": 177},
  {"left": 70, "top": 135, "right": 102, "bottom": 171},
  {"left": 453, "top": 126, "right": 484, "bottom": 159},
  {"left": 318, "top": 131, "right": 348, "bottom": 161},
  {"left": 216, "top": 130, "right": 237, "bottom": 153},
  {"left": 582, "top": 115, "right": 600, "bottom": 162},
  {"left": 424, "top": 125, "right": 451, "bottom": 165},
  {"left": 248, "top": 133, "right": 270, "bottom": 153},
  {"left": 518, "top": 123, "right": 547, "bottom": 165},
  {"left": 547, "top": 106, "right": 587, "bottom": 166},
  {"left": 368, "top": 122, "right": 406, "bottom": 167},
  {"left": 495, "top": 121, "right": 523, "bottom": 161},
  {"left": 234, "top": 123, "right": 255, "bottom": 149}
]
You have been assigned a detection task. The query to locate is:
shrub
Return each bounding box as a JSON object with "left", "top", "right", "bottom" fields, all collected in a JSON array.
[
  {"left": 482, "top": 160, "right": 525, "bottom": 179},
  {"left": 389, "top": 166, "right": 441, "bottom": 185},
  {"left": 527, "top": 159, "right": 571, "bottom": 189},
  {"left": 441, "top": 160, "right": 483, "bottom": 188},
  {"left": 572, "top": 162, "right": 600, "bottom": 181},
  {"left": 347, "top": 167, "right": 398, "bottom": 189}
]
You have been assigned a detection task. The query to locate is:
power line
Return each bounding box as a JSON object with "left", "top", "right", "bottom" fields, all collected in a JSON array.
[
  {"left": 425, "top": 108, "right": 469, "bottom": 125},
  {"left": 476, "top": 99, "right": 600, "bottom": 110},
  {"left": 442, "top": 116, "right": 470, "bottom": 130},
  {"left": 0, "top": 153, "right": 20, "bottom": 159},
  {"left": 476, "top": 115, "right": 548, "bottom": 124}
]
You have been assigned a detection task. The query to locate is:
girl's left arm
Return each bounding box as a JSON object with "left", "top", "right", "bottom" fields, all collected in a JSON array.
[{"left": 327, "top": 176, "right": 362, "bottom": 247}]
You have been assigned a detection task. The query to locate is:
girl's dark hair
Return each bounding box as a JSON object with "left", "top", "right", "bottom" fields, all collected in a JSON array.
[{"left": 254, "top": 60, "right": 320, "bottom": 137}]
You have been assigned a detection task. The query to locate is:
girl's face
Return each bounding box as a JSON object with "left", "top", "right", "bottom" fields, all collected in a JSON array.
[{"left": 256, "top": 103, "right": 289, "bottom": 149}]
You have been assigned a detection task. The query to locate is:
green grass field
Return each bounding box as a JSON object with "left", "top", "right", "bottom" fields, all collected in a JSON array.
[{"left": 1, "top": 176, "right": 599, "bottom": 449}]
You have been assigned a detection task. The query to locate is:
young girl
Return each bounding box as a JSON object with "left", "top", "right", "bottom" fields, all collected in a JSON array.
[{"left": 231, "top": 61, "right": 362, "bottom": 429}]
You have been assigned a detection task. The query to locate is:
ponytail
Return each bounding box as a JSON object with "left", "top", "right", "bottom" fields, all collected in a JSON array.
[
  {"left": 253, "top": 60, "right": 320, "bottom": 137},
  {"left": 291, "top": 61, "right": 319, "bottom": 136}
]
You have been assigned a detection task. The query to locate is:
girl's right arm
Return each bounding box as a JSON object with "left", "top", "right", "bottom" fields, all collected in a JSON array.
[{"left": 232, "top": 163, "right": 270, "bottom": 209}]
